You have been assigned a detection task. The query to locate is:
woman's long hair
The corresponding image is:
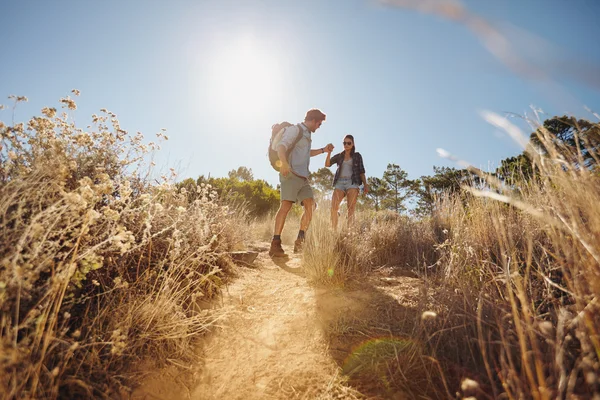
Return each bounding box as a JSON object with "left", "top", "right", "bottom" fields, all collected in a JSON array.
[{"left": 345, "top": 134, "right": 356, "bottom": 156}]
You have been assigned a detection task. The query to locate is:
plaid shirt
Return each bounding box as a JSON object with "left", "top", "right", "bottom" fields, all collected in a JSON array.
[{"left": 329, "top": 152, "right": 366, "bottom": 186}]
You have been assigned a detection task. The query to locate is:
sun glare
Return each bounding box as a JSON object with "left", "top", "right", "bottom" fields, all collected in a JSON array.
[{"left": 207, "top": 36, "right": 284, "bottom": 121}]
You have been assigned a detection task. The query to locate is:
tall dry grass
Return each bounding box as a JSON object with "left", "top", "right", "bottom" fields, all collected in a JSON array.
[
  {"left": 303, "top": 203, "right": 436, "bottom": 285},
  {"left": 301, "top": 114, "right": 600, "bottom": 398},
  {"left": 426, "top": 115, "right": 600, "bottom": 398},
  {"left": 300, "top": 198, "right": 448, "bottom": 397},
  {"left": 0, "top": 93, "right": 243, "bottom": 399},
  {"left": 249, "top": 208, "right": 301, "bottom": 245}
]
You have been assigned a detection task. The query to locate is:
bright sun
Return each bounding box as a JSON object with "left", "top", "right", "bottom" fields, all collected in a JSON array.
[{"left": 207, "top": 36, "right": 283, "bottom": 120}]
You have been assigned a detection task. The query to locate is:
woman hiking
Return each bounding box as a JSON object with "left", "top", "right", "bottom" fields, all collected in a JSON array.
[{"left": 325, "top": 134, "right": 368, "bottom": 228}]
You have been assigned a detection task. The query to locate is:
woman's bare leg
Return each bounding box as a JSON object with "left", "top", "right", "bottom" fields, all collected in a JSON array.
[
  {"left": 346, "top": 188, "right": 360, "bottom": 226},
  {"left": 330, "top": 189, "right": 346, "bottom": 229}
]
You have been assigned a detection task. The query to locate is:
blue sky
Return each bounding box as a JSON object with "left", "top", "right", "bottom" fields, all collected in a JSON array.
[{"left": 1, "top": 0, "right": 599, "bottom": 187}]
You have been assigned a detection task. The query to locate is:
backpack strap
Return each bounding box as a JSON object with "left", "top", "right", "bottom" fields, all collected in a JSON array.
[{"left": 286, "top": 123, "right": 305, "bottom": 156}]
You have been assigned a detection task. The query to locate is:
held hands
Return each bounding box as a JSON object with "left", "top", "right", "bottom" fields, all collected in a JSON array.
[{"left": 324, "top": 143, "right": 334, "bottom": 153}]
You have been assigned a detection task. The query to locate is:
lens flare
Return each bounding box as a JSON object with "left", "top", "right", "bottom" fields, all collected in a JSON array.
[{"left": 342, "top": 337, "right": 416, "bottom": 376}]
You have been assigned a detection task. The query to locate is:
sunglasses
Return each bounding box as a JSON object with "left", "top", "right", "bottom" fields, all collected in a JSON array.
[{"left": 343, "top": 141, "right": 352, "bottom": 145}]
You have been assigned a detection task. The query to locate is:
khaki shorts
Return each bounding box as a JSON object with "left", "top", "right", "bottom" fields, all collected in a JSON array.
[{"left": 280, "top": 173, "right": 313, "bottom": 205}]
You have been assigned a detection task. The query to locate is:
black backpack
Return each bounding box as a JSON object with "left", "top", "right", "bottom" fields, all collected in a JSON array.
[{"left": 268, "top": 122, "right": 304, "bottom": 171}]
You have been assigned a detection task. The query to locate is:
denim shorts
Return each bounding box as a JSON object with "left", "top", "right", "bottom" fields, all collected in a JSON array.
[{"left": 334, "top": 178, "right": 360, "bottom": 193}]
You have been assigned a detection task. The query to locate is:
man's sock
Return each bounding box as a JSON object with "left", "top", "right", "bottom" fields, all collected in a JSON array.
[
  {"left": 273, "top": 235, "right": 281, "bottom": 241},
  {"left": 297, "top": 230, "right": 305, "bottom": 240}
]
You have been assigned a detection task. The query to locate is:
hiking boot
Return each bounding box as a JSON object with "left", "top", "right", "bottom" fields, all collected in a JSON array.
[
  {"left": 293, "top": 238, "right": 304, "bottom": 254},
  {"left": 269, "top": 239, "right": 287, "bottom": 258}
]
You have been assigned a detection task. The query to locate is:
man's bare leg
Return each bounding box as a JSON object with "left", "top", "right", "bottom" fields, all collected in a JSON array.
[
  {"left": 294, "top": 198, "right": 316, "bottom": 253},
  {"left": 274, "top": 200, "right": 294, "bottom": 235},
  {"left": 300, "top": 198, "right": 316, "bottom": 232},
  {"left": 270, "top": 200, "right": 294, "bottom": 257}
]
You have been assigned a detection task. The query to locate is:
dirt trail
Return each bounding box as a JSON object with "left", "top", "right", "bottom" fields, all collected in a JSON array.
[{"left": 131, "top": 242, "right": 431, "bottom": 400}]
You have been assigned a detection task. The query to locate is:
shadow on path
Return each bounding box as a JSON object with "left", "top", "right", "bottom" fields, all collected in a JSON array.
[
  {"left": 270, "top": 256, "right": 306, "bottom": 277},
  {"left": 314, "top": 273, "right": 446, "bottom": 399}
]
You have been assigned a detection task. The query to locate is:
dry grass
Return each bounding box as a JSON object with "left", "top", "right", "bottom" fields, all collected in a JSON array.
[
  {"left": 302, "top": 205, "right": 435, "bottom": 285},
  {"left": 298, "top": 115, "right": 600, "bottom": 398},
  {"left": 0, "top": 94, "right": 243, "bottom": 399},
  {"left": 249, "top": 210, "right": 300, "bottom": 246},
  {"left": 300, "top": 201, "right": 447, "bottom": 397},
  {"left": 6, "top": 91, "right": 597, "bottom": 399},
  {"left": 421, "top": 116, "right": 600, "bottom": 398}
]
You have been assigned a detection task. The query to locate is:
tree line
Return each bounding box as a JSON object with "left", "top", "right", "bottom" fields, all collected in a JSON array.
[{"left": 177, "top": 115, "right": 599, "bottom": 218}]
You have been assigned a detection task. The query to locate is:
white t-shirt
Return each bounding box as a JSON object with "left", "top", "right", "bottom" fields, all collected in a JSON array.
[{"left": 339, "top": 158, "right": 353, "bottom": 179}]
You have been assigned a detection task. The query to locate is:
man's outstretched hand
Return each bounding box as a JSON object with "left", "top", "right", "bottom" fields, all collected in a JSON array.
[{"left": 324, "top": 143, "right": 334, "bottom": 153}]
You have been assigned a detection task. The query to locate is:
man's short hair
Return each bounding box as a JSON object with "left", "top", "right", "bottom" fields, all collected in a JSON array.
[{"left": 305, "top": 108, "right": 326, "bottom": 122}]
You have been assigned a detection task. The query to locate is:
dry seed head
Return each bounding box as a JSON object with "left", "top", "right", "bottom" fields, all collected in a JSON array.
[
  {"left": 586, "top": 371, "right": 597, "bottom": 385},
  {"left": 97, "top": 173, "right": 110, "bottom": 182},
  {"left": 461, "top": 378, "right": 480, "bottom": 392},
  {"left": 79, "top": 176, "right": 93, "bottom": 186},
  {"left": 111, "top": 227, "right": 135, "bottom": 254},
  {"left": 538, "top": 320, "right": 554, "bottom": 337},
  {"left": 41, "top": 107, "right": 57, "bottom": 118},
  {"left": 103, "top": 208, "right": 120, "bottom": 222},
  {"left": 97, "top": 181, "right": 114, "bottom": 196},
  {"left": 9, "top": 95, "right": 28, "bottom": 102},
  {"left": 119, "top": 180, "right": 132, "bottom": 200},
  {"left": 60, "top": 96, "right": 77, "bottom": 110},
  {"left": 85, "top": 209, "right": 101, "bottom": 224},
  {"left": 79, "top": 185, "right": 95, "bottom": 202},
  {"left": 421, "top": 311, "right": 438, "bottom": 321},
  {"left": 113, "top": 276, "right": 124, "bottom": 287}
]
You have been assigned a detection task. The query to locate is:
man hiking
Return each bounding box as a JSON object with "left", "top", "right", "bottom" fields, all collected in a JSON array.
[{"left": 269, "top": 108, "right": 333, "bottom": 258}]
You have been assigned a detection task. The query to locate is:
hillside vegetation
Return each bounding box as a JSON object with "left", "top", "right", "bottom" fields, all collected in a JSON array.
[
  {"left": 1, "top": 94, "right": 244, "bottom": 398},
  {"left": 2, "top": 94, "right": 599, "bottom": 399}
]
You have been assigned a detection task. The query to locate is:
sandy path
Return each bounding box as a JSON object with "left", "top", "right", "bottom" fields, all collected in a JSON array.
[
  {"left": 131, "top": 243, "right": 364, "bottom": 400},
  {"left": 190, "top": 247, "right": 350, "bottom": 400},
  {"left": 130, "top": 242, "right": 431, "bottom": 400}
]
